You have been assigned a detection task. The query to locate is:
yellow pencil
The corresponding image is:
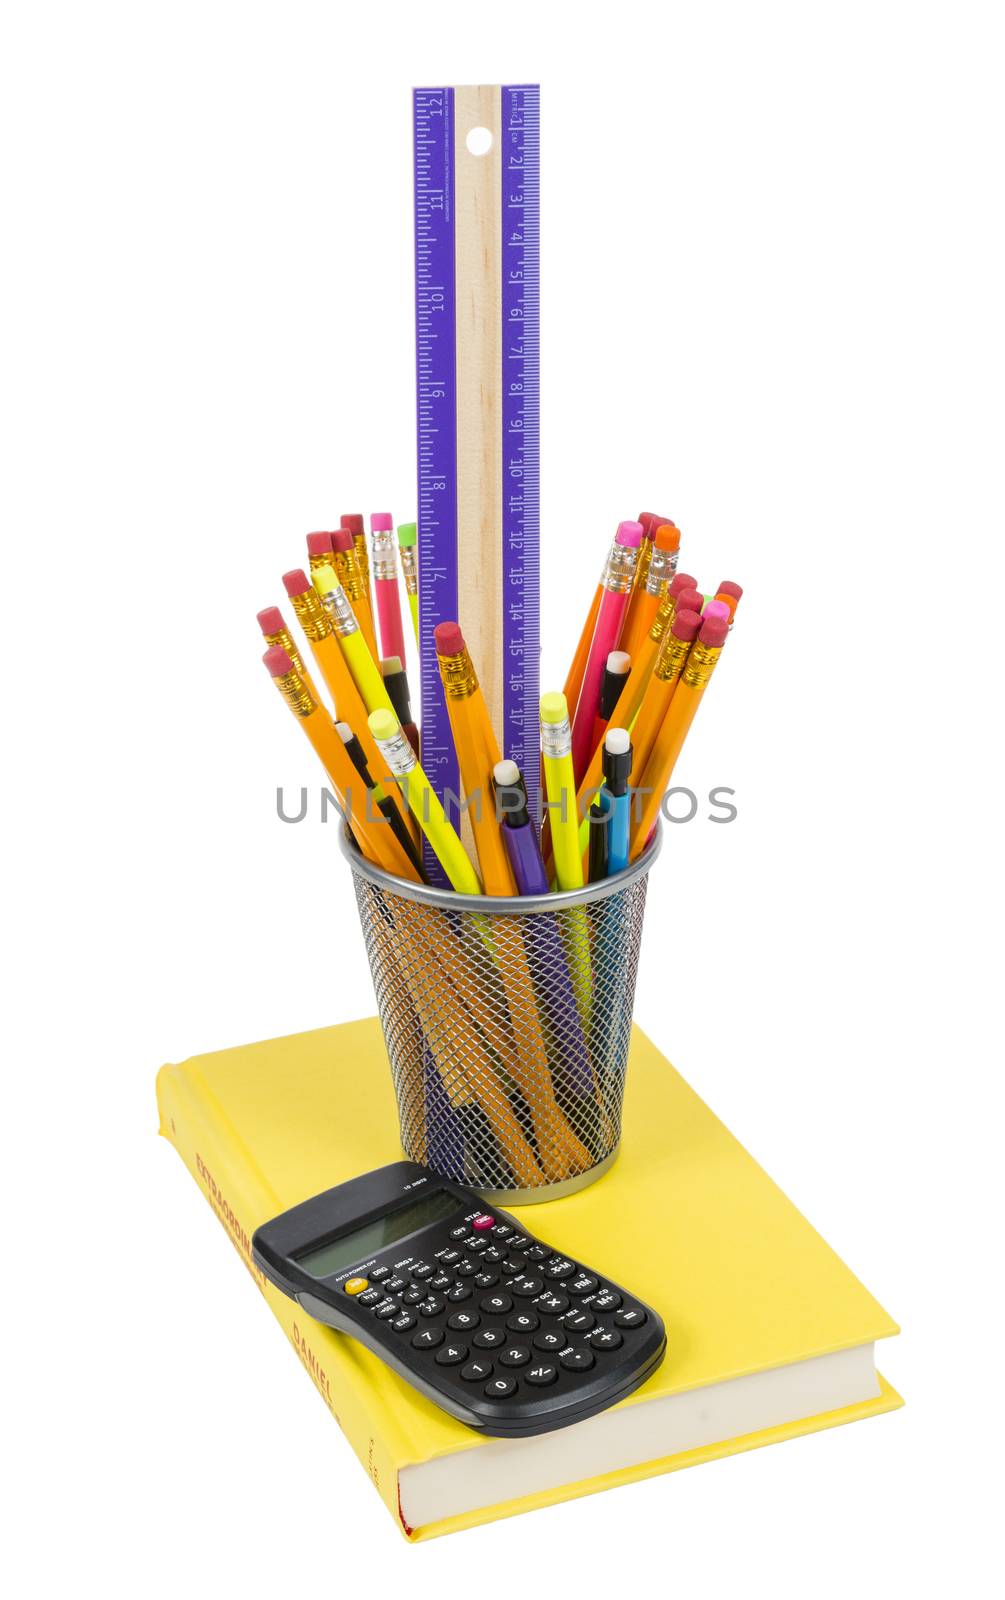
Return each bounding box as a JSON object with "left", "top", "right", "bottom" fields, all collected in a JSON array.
[{"left": 368, "top": 708, "right": 482, "bottom": 895}]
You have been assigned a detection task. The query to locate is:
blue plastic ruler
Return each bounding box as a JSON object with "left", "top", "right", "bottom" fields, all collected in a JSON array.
[{"left": 413, "top": 84, "right": 540, "bottom": 880}]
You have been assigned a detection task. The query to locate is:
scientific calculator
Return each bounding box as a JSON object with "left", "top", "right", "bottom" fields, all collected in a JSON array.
[{"left": 252, "top": 1161, "right": 667, "bottom": 1438}]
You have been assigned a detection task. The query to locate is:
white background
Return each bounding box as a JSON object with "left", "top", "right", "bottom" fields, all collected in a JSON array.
[{"left": 3, "top": 1, "right": 1002, "bottom": 1592}]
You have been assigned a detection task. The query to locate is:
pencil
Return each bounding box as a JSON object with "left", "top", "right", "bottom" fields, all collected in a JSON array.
[
  {"left": 434, "top": 621, "right": 516, "bottom": 896},
  {"left": 368, "top": 707, "right": 482, "bottom": 894},
  {"left": 570, "top": 521, "right": 643, "bottom": 782},
  {"left": 620, "top": 522, "right": 681, "bottom": 661},
  {"left": 396, "top": 523, "right": 420, "bottom": 645},
  {"left": 370, "top": 512, "right": 408, "bottom": 665}
]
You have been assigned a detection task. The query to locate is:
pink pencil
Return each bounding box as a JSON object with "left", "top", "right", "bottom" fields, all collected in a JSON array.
[
  {"left": 370, "top": 511, "right": 407, "bottom": 665},
  {"left": 570, "top": 520, "right": 643, "bottom": 783}
]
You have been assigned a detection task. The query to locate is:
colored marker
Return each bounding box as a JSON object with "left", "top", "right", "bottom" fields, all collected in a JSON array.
[
  {"left": 570, "top": 521, "right": 643, "bottom": 782},
  {"left": 396, "top": 523, "right": 420, "bottom": 644},
  {"left": 380, "top": 655, "right": 419, "bottom": 757},
  {"left": 368, "top": 707, "right": 482, "bottom": 895},
  {"left": 370, "top": 512, "right": 408, "bottom": 665},
  {"left": 602, "top": 727, "right": 632, "bottom": 874},
  {"left": 630, "top": 611, "right": 730, "bottom": 856}
]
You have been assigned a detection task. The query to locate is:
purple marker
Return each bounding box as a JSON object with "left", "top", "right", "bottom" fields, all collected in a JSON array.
[{"left": 492, "top": 760, "right": 550, "bottom": 896}]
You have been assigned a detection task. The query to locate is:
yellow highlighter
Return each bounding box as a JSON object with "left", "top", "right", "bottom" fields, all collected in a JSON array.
[
  {"left": 540, "top": 691, "right": 584, "bottom": 891},
  {"left": 312, "top": 565, "right": 396, "bottom": 716},
  {"left": 368, "top": 708, "right": 483, "bottom": 896}
]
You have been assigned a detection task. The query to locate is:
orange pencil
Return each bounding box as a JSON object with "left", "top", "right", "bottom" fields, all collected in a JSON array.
[
  {"left": 256, "top": 605, "right": 321, "bottom": 707},
  {"left": 630, "top": 611, "right": 730, "bottom": 856},
  {"left": 262, "top": 644, "right": 419, "bottom": 881},
  {"left": 628, "top": 603, "right": 703, "bottom": 790},
  {"left": 714, "top": 580, "right": 743, "bottom": 625},
  {"left": 306, "top": 530, "right": 337, "bottom": 581},
  {"left": 434, "top": 621, "right": 516, "bottom": 895},
  {"left": 620, "top": 522, "right": 681, "bottom": 661},
  {"left": 281, "top": 568, "right": 414, "bottom": 845},
  {"left": 331, "top": 527, "right": 380, "bottom": 664}
]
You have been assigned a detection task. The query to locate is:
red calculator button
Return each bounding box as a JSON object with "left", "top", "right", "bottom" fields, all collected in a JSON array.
[{"left": 472, "top": 1214, "right": 494, "bottom": 1231}]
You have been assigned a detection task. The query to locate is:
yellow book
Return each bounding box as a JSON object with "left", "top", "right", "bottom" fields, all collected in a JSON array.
[{"left": 156, "top": 1020, "right": 902, "bottom": 1541}]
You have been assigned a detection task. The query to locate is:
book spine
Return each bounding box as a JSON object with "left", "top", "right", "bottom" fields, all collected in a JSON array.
[{"left": 155, "top": 1062, "right": 415, "bottom": 1536}]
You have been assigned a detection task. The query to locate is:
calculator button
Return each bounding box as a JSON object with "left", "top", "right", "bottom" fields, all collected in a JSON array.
[
  {"left": 506, "top": 1311, "right": 540, "bottom": 1334},
  {"left": 533, "top": 1329, "right": 566, "bottom": 1353},
  {"left": 461, "top": 1359, "right": 493, "bottom": 1382},
  {"left": 484, "top": 1376, "right": 517, "bottom": 1399},
  {"left": 480, "top": 1292, "right": 513, "bottom": 1316},
  {"left": 490, "top": 1224, "right": 512, "bottom": 1239},
  {"left": 411, "top": 1327, "right": 444, "bottom": 1350},
  {"left": 544, "top": 1258, "right": 576, "bottom": 1280},
  {"left": 358, "top": 1288, "right": 383, "bottom": 1306},
  {"left": 525, "top": 1362, "right": 559, "bottom": 1386},
  {"left": 465, "top": 1237, "right": 489, "bottom": 1254},
  {"left": 343, "top": 1278, "right": 368, "bottom": 1295},
  {"left": 589, "top": 1327, "right": 624, "bottom": 1351},
  {"left": 368, "top": 1266, "right": 390, "bottom": 1282},
  {"left": 482, "top": 1245, "right": 506, "bottom": 1264},
  {"left": 560, "top": 1347, "right": 596, "bottom": 1372},
  {"left": 569, "top": 1273, "right": 598, "bottom": 1296},
  {"left": 446, "top": 1282, "right": 472, "bottom": 1302},
  {"left": 473, "top": 1328, "right": 506, "bottom": 1349},
  {"left": 591, "top": 1289, "right": 622, "bottom": 1313},
  {"left": 511, "top": 1276, "right": 545, "bottom": 1298},
  {"left": 430, "top": 1273, "right": 451, "bottom": 1290},
  {"left": 450, "top": 1224, "right": 471, "bottom": 1240},
  {"left": 507, "top": 1234, "right": 530, "bottom": 1249},
  {"left": 385, "top": 1276, "right": 407, "bottom": 1294},
  {"left": 448, "top": 1309, "right": 480, "bottom": 1332},
  {"left": 524, "top": 1244, "right": 547, "bottom": 1262},
  {"left": 411, "top": 1263, "right": 434, "bottom": 1280},
  {"left": 474, "top": 1270, "right": 500, "bottom": 1289},
  {"left": 455, "top": 1259, "right": 478, "bottom": 1277},
  {"left": 535, "top": 1290, "right": 570, "bottom": 1315},
  {"left": 499, "top": 1345, "right": 531, "bottom": 1367},
  {"left": 501, "top": 1259, "right": 523, "bottom": 1275},
  {"left": 614, "top": 1307, "right": 648, "bottom": 1329},
  {"left": 374, "top": 1300, "right": 398, "bottom": 1319},
  {"left": 435, "top": 1342, "right": 469, "bottom": 1366},
  {"left": 391, "top": 1312, "right": 417, "bottom": 1332},
  {"left": 563, "top": 1309, "right": 595, "bottom": 1333},
  {"left": 504, "top": 1251, "right": 527, "bottom": 1271},
  {"left": 436, "top": 1248, "right": 461, "bottom": 1265},
  {"left": 418, "top": 1296, "right": 446, "bottom": 1317},
  {"left": 472, "top": 1214, "right": 495, "bottom": 1231},
  {"left": 402, "top": 1286, "right": 425, "bottom": 1304}
]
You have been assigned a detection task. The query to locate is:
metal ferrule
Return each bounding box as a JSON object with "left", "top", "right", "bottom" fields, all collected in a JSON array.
[
  {"left": 373, "top": 724, "right": 418, "bottom": 778},
  {"left": 289, "top": 586, "right": 333, "bottom": 642},
  {"left": 352, "top": 533, "right": 371, "bottom": 590},
  {"left": 669, "top": 550, "right": 679, "bottom": 575},
  {"left": 634, "top": 540, "right": 654, "bottom": 594},
  {"left": 647, "top": 592, "right": 677, "bottom": 646},
  {"left": 398, "top": 545, "right": 418, "bottom": 596},
  {"left": 333, "top": 550, "right": 367, "bottom": 607},
  {"left": 263, "top": 626, "right": 308, "bottom": 677},
  {"left": 654, "top": 629, "right": 694, "bottom": 684},
  {"left": 644, "top": 544, "right": 675, "bottom": 597},
  {"left": 682, "top": 639, "right": 723, "bottom": 690},
  {"left": 308, "top": 552, "right": 336, "bottom": 579},
  {"left": 541, "top": 714, "right": 573, "bottom": 760},
  {"left": 319, "top": 581, "right": 360, "bottom": 638},
  {"left": 437, "top": 648, "right": 478, "bottom": 701},
  {"left": 371, "top": 527, "right": 398, "bottom": 582},
  {"left": 273, "top": 667, "right": 316, "bottom": 719},
  {"left": 600, "top": 538, "right": 640, "bottom": 596}
]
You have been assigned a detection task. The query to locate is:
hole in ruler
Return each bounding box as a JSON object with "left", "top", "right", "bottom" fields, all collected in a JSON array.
[{"left": 465, "top": 126, "right": 493, "bottom": 157}]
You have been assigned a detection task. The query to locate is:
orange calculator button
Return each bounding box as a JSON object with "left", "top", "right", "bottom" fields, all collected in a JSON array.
[{"left": 344, "top": 1277, "right": 368, "bottom": 1295}]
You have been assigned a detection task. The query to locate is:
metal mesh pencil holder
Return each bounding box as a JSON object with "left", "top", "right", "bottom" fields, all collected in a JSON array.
[{"left": 340, "top": 824, "right": 661, "bottom": 1203}]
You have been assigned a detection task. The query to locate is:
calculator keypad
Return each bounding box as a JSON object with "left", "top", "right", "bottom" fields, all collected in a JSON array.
[{"left": 349, "top": 1207, "right": 658, "bottom": 1417}]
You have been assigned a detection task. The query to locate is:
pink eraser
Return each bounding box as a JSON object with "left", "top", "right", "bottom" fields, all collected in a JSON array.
[
  {"left": 669, "top": 572, "right": 698, "bottom": 596},
  {"left": 616, "top": 520, "right": 644, "bottom": 548},
  {"left": 282, "top": 569, "right": 311, "bottom": 597},
  {"left": 675, "top": 588, "right": 703, "bottom": 614},
  {"left": 654, "top": 523, "right": 680, "bottom": 552},
  {"left": 434, "top": 621, "right": 465, "bottom": 656},
  {"left": 331, "top": 527, "right": 353, "bottom": 552},
  {"left": 638, "top": 512, "right": 674, "bottom": 541},
  {"left": 306, "top": 531, "right": 333, "bottom": 557},
  {"left": 717, "top": 580, "right": 743, "bottom": 600},
  {"left": 263, "top": 644, "right": 293, "bottom": 677},
  {"left": 702, "top": 600, "right": 731, "bottom": 622},
  {"left": 671, "top": 609, "right": 702, "bottom": 642},
  {"left": 700, "top": 615, "right": 729, "bottom": 647},
  {"left": 256, "top": 606, "right": 285, "bottom": 635},
  {"left": 370, "top": 512, "right": 393, "bottom": 532},
  {"left": 340, "top": 513, "right": 365, "bottom": 536}
]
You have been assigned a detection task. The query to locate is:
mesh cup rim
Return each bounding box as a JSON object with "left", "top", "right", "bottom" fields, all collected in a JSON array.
[{"left": 338, "top": 820, "right": 661, "bottom": 913}]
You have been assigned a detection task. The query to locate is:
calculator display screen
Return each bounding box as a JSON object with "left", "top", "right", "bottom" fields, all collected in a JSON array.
[{"left": 295, "top": 1190, "right": 462, "bottom": 1279}]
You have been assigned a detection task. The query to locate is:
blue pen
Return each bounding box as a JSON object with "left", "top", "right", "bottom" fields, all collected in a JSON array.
[{"left": 602, "top": 728, "right": 632, "bottom": 874}]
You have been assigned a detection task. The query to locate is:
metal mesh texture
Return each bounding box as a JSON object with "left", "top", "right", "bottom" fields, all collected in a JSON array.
[{"left": 348, "top": 862, "right": 652, "bottom": 1198}]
